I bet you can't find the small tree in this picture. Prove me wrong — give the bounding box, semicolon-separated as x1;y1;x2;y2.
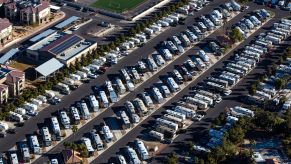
274;78;284;90
230;28;243;43
166;152;177;164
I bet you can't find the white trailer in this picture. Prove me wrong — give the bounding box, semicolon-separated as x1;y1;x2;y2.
99;91;109;108
191;57;206;70
120;111;131;129
207;77;229;88
166;77;180;92
31;99;42;106
162;114;184;128
197;50;209;63
41;127;52;147
15;108;26;115
219;74;237;85
126;81;135;92
116;77;126;94
185;97;208;110
156;118;179;131
51;117;61;136
125;146;141;164
60;111;70;129
133;98;148;117
76;71;87;79
147;57;158;71
165;110;186;121
24;103;37;112
70;74;81;81
227;63;248;74
77;102;91;120
149;130;164;141
174;105;196;118
230;106;254;117
194;94;214;106
152;87;164;104
81;137;94;156
140;92;154;108
29;135;40;154
88;95;99;112
124;101;140;123
102;125;113;143
134;139;149;160
0;122;9;131
105;80;118;103
70;106;80;124
9;111;23;122
197;90;222;103
120;69;131;82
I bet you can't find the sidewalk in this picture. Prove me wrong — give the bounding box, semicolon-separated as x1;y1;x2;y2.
0;12;66;53
132;0;172;21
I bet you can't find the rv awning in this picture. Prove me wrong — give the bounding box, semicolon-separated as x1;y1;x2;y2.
35;58;64;77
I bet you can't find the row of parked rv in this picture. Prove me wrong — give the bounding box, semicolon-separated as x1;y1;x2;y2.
114;139;149;164
249;58;291;105
204;19;290;96
178;0;210;14
206;106;254;149
234;9;270;38
184;19;291;112
2;90;62;125
254;0;291;11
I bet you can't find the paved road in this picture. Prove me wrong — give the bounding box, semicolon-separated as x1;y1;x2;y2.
33;2;291;163
0;0;235;153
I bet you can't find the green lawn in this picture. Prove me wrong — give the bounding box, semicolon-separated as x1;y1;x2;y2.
91;0;146;13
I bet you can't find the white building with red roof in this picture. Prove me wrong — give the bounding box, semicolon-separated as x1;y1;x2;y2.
0;18;12;45
4;0;50;25
0;65;25;103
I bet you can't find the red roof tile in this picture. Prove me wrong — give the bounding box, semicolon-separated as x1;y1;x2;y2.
20;0;50;14
0;18;12;31
1;65;24;83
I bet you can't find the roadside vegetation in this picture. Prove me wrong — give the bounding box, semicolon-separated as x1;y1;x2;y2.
166;108;291;164
249;47;291;97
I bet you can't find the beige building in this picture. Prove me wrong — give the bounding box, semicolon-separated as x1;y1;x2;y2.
0;18;12;45
0;66;25;103
4;0;50;25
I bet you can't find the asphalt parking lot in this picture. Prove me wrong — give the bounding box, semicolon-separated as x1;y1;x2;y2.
31;3;290;164
0;0;289;163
